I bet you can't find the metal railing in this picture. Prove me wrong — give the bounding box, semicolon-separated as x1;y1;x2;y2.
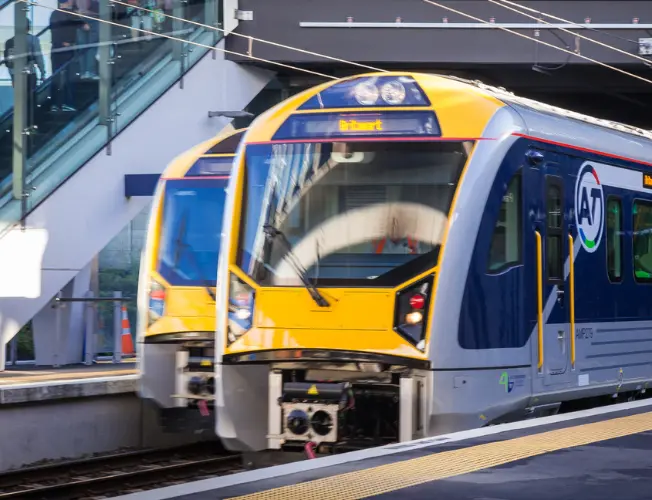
5;290;136;367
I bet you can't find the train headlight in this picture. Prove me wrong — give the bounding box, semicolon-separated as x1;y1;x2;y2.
187;376;203;395
405;311;423;325
286;409;310;435
353;81;379;106
147;279;166;326
394;275;434;351
380;81;406;105
227;273;255;345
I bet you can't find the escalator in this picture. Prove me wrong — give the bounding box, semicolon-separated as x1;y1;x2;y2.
0;0;274;364
0;0;202;196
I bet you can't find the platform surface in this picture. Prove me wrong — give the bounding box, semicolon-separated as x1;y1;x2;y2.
116;398;652;500
0;361;138;386
0;362;138;404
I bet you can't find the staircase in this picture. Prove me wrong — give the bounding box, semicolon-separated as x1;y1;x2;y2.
0;0;274;366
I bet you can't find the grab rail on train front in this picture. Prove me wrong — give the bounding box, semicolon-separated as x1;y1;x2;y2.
535;230;544;373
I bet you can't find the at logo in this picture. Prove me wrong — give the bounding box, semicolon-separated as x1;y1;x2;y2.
574;163;604;253
499;372;514;393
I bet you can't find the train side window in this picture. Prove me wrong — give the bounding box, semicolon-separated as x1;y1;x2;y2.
487;173;522;273
546;177;563;282
633;199;652;282
606;196;622;282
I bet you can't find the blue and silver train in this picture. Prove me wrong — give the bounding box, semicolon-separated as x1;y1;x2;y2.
208;73;652;451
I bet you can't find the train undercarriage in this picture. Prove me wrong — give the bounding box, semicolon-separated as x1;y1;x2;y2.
266;362;429;453
166;343;652;457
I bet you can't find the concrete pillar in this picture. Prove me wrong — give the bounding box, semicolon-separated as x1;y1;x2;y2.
89;255;100;298
66;262;92;364
113;291;123;363
33;288;68;366
32;260;92;366
0;337;5;371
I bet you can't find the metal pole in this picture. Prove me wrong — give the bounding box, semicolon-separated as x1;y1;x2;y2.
205;0;218;45
172;0;183;61
99;0;113;153
9;337;17;365
172;0;187;87
84;291;95;365
53;292;63;367
12;2;28;220
113;291;122;363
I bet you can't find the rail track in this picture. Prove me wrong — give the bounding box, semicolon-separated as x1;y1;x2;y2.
0;443;244;499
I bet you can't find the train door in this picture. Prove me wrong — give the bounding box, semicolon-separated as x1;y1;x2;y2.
525;149;573;387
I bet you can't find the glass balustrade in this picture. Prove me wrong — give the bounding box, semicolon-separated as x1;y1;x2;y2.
0;0;223;235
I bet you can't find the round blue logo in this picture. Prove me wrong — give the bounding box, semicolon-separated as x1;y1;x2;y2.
574;163;604;253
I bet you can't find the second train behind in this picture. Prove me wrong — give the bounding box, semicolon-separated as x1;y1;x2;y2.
137;126;245;432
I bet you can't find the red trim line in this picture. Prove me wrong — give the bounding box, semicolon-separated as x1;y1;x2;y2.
160;175;230;180
247;137;494;146
513;133;652;168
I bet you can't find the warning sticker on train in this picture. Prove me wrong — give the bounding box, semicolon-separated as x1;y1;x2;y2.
575;162;605;253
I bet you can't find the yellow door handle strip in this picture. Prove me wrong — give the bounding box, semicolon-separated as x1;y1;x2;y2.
535;230;544;371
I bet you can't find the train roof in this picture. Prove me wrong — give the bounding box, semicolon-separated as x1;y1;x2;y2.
439;74;652;142
161;126;246;179
441;74;652;166
245;72;652;166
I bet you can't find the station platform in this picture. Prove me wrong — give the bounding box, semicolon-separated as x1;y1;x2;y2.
117;398;652;500
0;362;138;404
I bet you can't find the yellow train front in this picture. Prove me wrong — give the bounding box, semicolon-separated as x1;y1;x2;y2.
137;126;245;433
214;73;501;453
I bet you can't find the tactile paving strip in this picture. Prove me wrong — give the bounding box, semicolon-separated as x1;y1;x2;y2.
228;411;652;499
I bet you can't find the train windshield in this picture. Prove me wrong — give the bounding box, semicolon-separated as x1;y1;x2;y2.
239;141;471;287
158;178;228;286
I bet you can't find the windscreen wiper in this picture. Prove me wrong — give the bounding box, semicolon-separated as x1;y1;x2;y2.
262;224;329;307
173;211;216;302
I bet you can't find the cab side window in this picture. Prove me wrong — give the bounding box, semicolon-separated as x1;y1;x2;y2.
487;173;522;272
633;199;652;282
606;196;622;282
545;178;563;281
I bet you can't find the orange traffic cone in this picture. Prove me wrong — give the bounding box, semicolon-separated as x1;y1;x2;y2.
120;305;135;356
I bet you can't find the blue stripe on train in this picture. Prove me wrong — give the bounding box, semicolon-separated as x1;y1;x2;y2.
458;136;652;350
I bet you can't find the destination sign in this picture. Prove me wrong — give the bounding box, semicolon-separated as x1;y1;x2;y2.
272;111;441;141
185;157;233;177
644;172;652;189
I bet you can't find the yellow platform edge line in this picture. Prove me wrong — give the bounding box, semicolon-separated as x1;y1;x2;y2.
228;411;652;500
0;369;138;384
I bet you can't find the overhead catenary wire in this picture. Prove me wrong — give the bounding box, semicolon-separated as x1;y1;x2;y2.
14;0;338;80
11;0;652;118
55;0;652;89
421;0;652;86
108;0;388;74
496;0;639;45
22;0;652;88
492;0;638;45
490;0;652;68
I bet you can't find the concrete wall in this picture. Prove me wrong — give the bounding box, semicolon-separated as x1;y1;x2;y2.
0;394;209;471
226;0;652;68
